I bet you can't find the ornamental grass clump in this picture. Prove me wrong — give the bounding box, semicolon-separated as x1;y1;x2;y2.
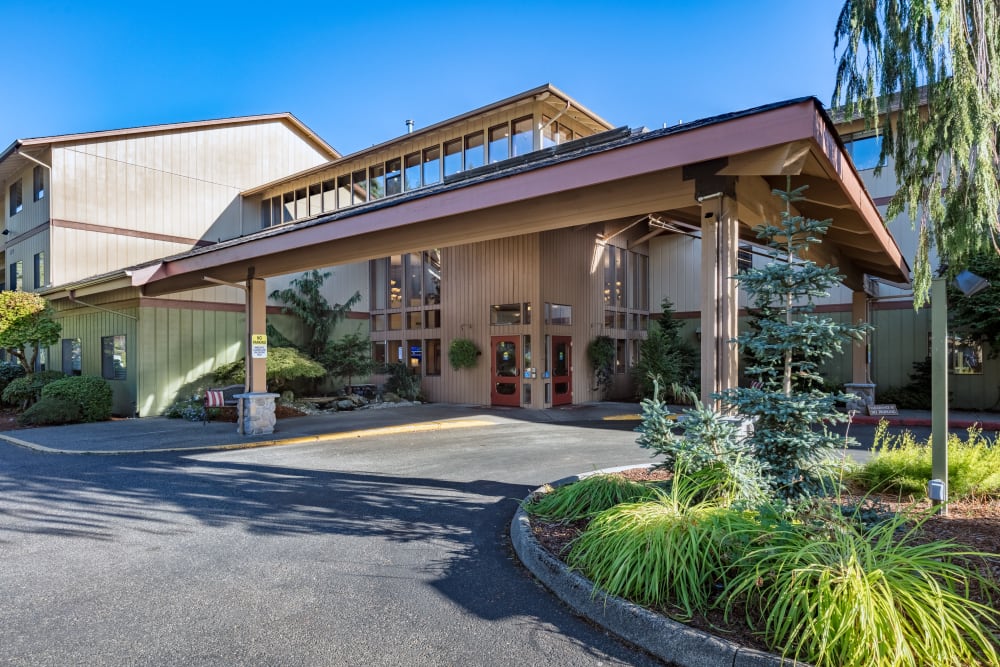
566;473;759;620
723;508;1000;667
524;473;661;522
854;421;1000;499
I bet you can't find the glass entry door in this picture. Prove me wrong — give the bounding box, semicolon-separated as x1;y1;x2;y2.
551;336;572;405
491;336;520;407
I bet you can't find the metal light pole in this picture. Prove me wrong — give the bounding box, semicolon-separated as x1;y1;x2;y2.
930;269;990;514
930;275;949;513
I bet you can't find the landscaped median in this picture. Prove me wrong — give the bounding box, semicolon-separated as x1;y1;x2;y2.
510;466;799;667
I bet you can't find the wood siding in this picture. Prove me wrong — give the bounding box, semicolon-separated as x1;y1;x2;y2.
54;303;139;417
48;119;330;285
137;305;245;416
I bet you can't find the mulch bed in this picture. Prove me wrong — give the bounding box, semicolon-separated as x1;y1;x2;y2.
529;467;1000;657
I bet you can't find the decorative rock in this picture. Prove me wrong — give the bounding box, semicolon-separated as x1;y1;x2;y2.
337;399;355;411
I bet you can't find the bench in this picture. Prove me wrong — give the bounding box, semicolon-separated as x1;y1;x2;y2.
203;385;244;424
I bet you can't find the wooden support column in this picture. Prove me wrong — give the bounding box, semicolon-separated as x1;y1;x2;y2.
246;276;267;393
851;290;869;384
699;195;740;408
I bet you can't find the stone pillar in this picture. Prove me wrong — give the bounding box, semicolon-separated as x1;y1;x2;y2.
236;392;280;436
699;195;739;408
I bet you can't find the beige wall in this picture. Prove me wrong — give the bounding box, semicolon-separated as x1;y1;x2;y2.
48;119;331;285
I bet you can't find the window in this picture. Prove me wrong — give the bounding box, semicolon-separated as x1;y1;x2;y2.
260;199;271;228
603;246;625;307
337;175;352;208
541;116;556;148
423;146;441;185
845;133;885;170
488;123;510;163
271;197;281;227
33;166;45;201
282;192;294;222
425;339;441;376
369;164;385;200
949;335;984;374
372;340;387;365
464;132;485;171
33;252;44;288
389;254;403;308
101;335;126;381
443;138;462;177
308;183;321;215
546;303;572;325
404;153;421;191
321;179;337;212
294;188;307;218
352;169;368;204
422;249;441;305
9;260;22;291
616;339;627;374
62;338;82;376
408;341;422;372
9;179;22;216
491;303;526;325
405;253;422;306
512;116;533;156
738;245;753;273
385;158;402;196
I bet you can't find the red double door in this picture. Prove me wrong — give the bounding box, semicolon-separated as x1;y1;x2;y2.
490;335;572;407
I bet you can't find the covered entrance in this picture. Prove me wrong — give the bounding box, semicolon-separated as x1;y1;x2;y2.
550;336;572;406
491;335;520;407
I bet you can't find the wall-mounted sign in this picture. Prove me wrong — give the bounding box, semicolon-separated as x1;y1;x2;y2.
251;334;268;359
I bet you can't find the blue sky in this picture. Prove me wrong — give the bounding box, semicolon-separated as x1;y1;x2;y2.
6;1;845;156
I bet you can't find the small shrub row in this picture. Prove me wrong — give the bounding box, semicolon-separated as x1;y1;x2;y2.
527;470;1000;667
6;374;113;425
851;421;1000;498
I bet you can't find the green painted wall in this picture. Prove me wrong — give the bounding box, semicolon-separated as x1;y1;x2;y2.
53;306;139;417
137;307;245;417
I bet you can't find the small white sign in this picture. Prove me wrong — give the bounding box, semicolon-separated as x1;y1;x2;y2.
251;344;268;359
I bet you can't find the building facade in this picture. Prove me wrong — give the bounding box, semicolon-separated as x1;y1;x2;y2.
2;85;926;416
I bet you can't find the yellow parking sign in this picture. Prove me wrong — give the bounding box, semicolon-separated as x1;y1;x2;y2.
251;334;268;359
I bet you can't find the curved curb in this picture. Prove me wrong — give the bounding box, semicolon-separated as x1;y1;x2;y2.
0;418;496;456
510;466;802;667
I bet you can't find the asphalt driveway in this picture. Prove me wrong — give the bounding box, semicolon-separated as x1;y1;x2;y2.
0;413;665;666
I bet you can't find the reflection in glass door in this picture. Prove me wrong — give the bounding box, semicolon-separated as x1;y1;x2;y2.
491;336;520;407
551;336;572;405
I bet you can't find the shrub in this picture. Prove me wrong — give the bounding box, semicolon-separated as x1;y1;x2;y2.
164;396;220;422
18;396;81;425
212;347;325;392
723;508;1000;667
0;362;26;394
852;421;1000;499
41;376;113;422
587;336;615;398
636;382;767;505
383;361;420;401
634;299;698;401
524;473;662;522
567;476;758;620
1;371;66;407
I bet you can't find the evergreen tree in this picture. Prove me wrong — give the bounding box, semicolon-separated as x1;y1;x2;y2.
834;0;1000;305
721;183;868;500
634;298;698;400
